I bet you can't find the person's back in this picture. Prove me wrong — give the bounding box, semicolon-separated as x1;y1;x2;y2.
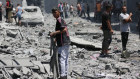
96;2;101;12
59;4;63;12
81;3;85;11
77;3;81;11
102;11;111;30
17;6;22;15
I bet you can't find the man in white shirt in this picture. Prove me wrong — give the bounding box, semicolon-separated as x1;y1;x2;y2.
119;6;132;51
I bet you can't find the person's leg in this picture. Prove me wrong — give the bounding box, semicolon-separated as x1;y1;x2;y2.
64;45;70;76
58;45;69;77
124;32;129;50
6;10;8;22
139;27;140;39
83;11;86;17
121;32;126;50
102;30;111;55
18;15;22;26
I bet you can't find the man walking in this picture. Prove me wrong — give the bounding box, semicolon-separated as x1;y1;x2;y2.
50;8;71;79
119;6;132;51
100;4;113;57
80;2;86;18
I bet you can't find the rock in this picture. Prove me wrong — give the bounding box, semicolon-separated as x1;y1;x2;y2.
32;61;45;73
105;74;121;79
70;36;102;49
6;30;18;38
105;64;112;70
13;68;22;76
22;67;31;75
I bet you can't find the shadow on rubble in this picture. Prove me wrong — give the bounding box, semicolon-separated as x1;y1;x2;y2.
71;42;101;51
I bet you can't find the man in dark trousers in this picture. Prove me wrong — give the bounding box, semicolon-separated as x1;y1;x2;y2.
50;8;71;79
119;6;132;51
100;4;113;57
86;3;90;19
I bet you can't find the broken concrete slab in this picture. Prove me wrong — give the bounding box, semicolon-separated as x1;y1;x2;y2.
6;30;18;38
43;64;51;76
22;67;31;75
13;68;22;76
70;36;102;50
15;59;34;67
32;61;45;73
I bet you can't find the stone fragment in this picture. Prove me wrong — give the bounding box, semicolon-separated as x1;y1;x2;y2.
6;30;18;38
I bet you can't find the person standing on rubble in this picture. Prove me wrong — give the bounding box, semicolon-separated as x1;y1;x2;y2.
58;2;64;19
80;2;86;18
0;1;2;22
86;3;90;19
77;2;81;16
50;8;71;79
15;4;23;26
5;0;10;22
100;4;113;57
119;6;132;51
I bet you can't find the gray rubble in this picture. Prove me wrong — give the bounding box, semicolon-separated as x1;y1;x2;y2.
0;0;140;79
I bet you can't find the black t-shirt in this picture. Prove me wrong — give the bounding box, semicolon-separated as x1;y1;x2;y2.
55;18;71;47
0;7;2;12
102;11;111;30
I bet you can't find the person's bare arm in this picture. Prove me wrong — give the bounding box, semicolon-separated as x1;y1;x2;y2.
123;13;132;23
50;27;67;36
106;20;113;33
16;7;18;12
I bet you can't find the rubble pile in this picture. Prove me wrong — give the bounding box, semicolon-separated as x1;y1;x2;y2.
56;15;140;79
0;3;139;78
0;22;53;79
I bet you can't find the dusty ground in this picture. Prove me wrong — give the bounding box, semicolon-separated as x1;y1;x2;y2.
0;12;139;79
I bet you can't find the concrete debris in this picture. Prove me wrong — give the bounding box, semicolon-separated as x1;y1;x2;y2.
6;30;18;38
70;36;102;50
22;67;31;75
13;68;22;76
0;0;139;78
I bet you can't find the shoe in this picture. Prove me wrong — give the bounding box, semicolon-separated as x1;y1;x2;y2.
99;53;105;57
104;54;111;57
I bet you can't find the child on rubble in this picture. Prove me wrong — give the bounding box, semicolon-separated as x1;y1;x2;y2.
50;8;71;79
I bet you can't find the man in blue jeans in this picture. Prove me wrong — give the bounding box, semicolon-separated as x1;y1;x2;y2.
50;8;71;79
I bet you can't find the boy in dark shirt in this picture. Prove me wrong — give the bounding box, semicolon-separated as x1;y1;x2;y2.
100;4;113;57
50;8;70;79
